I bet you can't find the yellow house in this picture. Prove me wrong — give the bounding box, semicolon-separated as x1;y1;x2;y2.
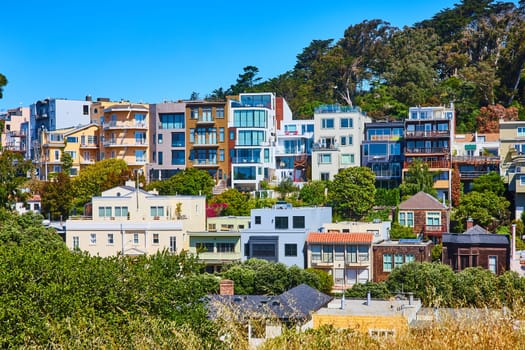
63;123;100;176
312;297;421;337
99;102;150;174
37;127;74;180
65;183;206;257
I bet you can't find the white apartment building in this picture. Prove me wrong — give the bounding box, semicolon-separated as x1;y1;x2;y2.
65;182;206;257
312;104;370;181
240;202;332;267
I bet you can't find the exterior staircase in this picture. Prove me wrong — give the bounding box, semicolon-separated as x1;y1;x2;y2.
212;180;228;195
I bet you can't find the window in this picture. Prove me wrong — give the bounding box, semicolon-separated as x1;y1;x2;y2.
238;130;265;146
233;109;267;128
383;254;393;272
321;118;334;129
73;236;79;250
217;242;235;253
153;233;159;244
98;206;112;217
158;151;163;165
150;206;165;217
189;128;195;143
518;127;525;137
322;245;333;263
341;154;354;165
229;130;235;140
394;254;404;268
54;150;60;160
107;233;114;245
488;256;497;273
399;212;414;227
197;242;214;252
405;254;415;263
90;233;97;245
171;150;185;165
311;245;321;261
171;132;185;147
358;246;369;262
275;216;289;229
66;136;78;143
219;128;225;142
520;175;525;186
334;268;345;285
133;233;139;245
169;236;177;252
233;166;256;180
255;216;261;224
426;212;441;226
252;243;276;258
335;245;345;261
284;244;297;257
347;245;357;263
115;206;128;217
293;216;305;229
340;118;353;128
83;105;89;115
320;172;330;181
216;107;224;118
190;108;199;119
135;150;146;163
264;148;270;163
158;134;163;144
65;150;77;159
319;153;332;164
219;149;225;161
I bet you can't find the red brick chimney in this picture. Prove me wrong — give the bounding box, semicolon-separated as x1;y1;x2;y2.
219;279;234;295
466;218;474;230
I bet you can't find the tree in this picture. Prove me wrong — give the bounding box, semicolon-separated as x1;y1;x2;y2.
41;172;73;220
71;159;129;210
0;73;6;99
374;188;400;206
453;191;510;230
60;152;73;176
0;151;33;209
208;188;251;216
453;267;500;307
328;167;376;220
189;91;200;100
276;178;298;200
230;66;262;95
345;281;391;299
389;222;417;239
451;164;461;207
472;171;505;196
299;181;328;206
476;104;518;133
148;168;215;197
399;159;437;198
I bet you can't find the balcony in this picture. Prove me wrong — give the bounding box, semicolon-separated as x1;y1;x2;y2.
103;121;147;130
423;224;447;236
452;156;500;164
405;130;450;138
79;143;98;149
458;171;495;180
404;160;451;169
193;159;219;167
103;140;148;148
312;144;339;151
404;147;449;155
192;142;219;148
368;134;402;141
195;116;215;125
231;157;261;164
80;159;96;165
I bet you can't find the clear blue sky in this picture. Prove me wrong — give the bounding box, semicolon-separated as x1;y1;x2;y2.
0;0;460;110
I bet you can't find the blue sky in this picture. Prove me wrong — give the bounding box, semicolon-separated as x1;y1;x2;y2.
0;0;460;110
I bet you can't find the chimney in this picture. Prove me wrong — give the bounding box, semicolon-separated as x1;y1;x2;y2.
219;279;234;295
85;95;92;101
466;218;474;230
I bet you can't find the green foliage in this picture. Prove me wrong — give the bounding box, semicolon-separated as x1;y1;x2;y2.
472;171;505;196
41;172;73;220
71;159;129;209
389;222;417;240
399;159;437;198
276;178;298;199
0;151;33;209
374;188;400;206
208;188;251;216
60;152;73;175
328;167;376;220
453;267;500;307
432;243;443;262
344;281;391;299
452;191;510;230
299;180;328;206
148;168;215;197
221;259;333;295
0;73;6;99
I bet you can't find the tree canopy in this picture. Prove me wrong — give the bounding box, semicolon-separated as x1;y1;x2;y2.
0;151;33;209
399;159;437;198
147;168;215;197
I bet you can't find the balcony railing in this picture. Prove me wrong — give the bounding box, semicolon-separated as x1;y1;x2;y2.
103;140;148;147
195;116;214;124
452;156;500;164
404;160;451;169
231;157;260;164
313;144;339;151
404;147;449;154
79;143;98;149
193;159;219;167
192;142;218;148
405;130;450;138
423;224;447;235
103;121;147;130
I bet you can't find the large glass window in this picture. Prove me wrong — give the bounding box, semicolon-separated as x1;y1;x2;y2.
252;243;276;257
340;118;353;128
150;206;165;217
219;128;225;142
335;245;345;261
217;242;235;253
399;212;414;227
347;245;357;263
405;254;415;263
322;245;333;263
171;150;185;165
364;144;388;156
321;118;334;129
358;246;369;262
383;254;393;272
171;132;185;147
238;130;265;146
275;216;289;229
233;166;256;180
311;245;321;261
293;216;305;228
518;127;525;137
233;110;267;128
160;113;184;129
115;206;128;217
216;107;224;118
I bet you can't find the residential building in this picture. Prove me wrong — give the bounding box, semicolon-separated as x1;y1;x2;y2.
228;93;292;191
186;100;229;184
372;239;434;282
312;104;370;181
306;232;374;289
321;220;391;243
187;216;250;273
36;126;75;179
452;132;499;192
1;107;29;154
208;282;332;348
241;202;332;267
397;191;449;243
500;120;525;218
65;183;206;257
442;221;510;274
404;105;455;201
148;101;187;181
313;296;421;337
15;195;41;215
99;102;150;174
362;120;404;188
29;97;92;160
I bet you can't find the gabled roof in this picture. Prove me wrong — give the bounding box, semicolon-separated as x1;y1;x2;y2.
442;225;509;246
207;284;332;322
306;232;374;244
464;224;490;235
398;191;446;210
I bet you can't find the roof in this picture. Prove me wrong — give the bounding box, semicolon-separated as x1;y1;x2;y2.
454;133;499;143
306;232;374;244
207;284;332;322
398;191;447;210
442;225;509;245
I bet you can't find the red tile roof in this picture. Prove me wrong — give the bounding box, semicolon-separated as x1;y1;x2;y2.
306;232;374;244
